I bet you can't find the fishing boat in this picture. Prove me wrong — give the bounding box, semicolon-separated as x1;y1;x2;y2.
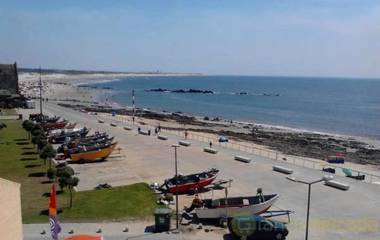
69;142;117;162
49;127;89;144
187;190;279;220
161;168;219;193
60;139;114;155
64;123;77;129
65;136;114;148
72;132;109;142
43;120;68;131
29;114;60;123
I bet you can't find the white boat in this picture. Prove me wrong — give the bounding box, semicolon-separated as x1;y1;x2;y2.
190;194;279;220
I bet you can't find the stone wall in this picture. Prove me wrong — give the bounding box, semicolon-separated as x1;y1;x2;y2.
0;63;19;94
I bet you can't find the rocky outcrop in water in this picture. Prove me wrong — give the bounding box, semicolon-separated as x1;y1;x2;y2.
145;88;214;94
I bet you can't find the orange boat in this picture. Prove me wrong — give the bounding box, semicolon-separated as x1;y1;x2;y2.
70;142;117;162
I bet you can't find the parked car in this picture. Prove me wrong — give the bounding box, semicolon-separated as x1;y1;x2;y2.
228;215;288;240
219;135;229;142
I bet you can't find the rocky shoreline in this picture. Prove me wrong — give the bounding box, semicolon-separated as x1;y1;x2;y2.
58;102;380;166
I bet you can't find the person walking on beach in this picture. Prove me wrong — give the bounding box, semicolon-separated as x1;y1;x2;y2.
185;130;188;140
209;141;213;148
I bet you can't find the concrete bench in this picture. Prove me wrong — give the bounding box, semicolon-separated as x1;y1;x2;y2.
204;147;218;154
273;165;293;174
123;126;133;131
157;135;168;140
98;119;104;123
325;180;350;191
139;130;150;135
110;123;117;127
234;155;251;163
178;140;191;146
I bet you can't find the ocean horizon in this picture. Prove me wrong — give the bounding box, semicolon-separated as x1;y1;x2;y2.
84;75;380;140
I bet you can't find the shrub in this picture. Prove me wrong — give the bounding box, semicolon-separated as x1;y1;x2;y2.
47;168;56;181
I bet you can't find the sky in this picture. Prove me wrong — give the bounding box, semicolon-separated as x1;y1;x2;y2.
1;0;380;78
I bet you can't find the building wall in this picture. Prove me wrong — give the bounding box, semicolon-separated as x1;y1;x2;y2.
0;63;19;94
0;178;23;240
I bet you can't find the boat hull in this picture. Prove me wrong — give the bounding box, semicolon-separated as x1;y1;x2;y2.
195;194;279;219
70;143;117;162
168;175;217;193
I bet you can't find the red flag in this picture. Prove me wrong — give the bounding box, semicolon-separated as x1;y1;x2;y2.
49;183;61;240
49;183;57;216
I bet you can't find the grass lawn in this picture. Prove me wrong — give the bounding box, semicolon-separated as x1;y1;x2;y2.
0;120;159;223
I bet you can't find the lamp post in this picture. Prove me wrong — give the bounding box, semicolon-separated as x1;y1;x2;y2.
172;144;180;230
132;89;135;125
286;175;333;240
39;66;43;116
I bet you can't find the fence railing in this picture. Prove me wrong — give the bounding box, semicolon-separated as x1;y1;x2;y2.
97;112;380;184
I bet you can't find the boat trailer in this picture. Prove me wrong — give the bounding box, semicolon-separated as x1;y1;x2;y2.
261;209;294;223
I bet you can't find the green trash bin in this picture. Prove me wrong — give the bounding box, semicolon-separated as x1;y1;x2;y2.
154;208;172;232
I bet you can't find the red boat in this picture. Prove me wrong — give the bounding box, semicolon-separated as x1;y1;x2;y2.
161;168;219;194
43;120;68;131
65;123;77;129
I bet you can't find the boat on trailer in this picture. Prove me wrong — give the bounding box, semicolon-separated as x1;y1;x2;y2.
161;168;219;194
186;189;279;220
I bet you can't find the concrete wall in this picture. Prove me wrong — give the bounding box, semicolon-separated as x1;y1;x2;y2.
0;178;23;240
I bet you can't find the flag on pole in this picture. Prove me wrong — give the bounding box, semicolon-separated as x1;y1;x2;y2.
49;183;61;240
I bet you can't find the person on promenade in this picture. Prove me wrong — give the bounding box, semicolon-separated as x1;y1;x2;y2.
185;130;188;139
209;141;213;148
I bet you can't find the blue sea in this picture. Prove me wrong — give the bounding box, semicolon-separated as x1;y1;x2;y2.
87;75;380;140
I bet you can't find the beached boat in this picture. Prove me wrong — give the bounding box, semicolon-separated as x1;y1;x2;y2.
43;120;68;131
326;155;345;164
161;168;219;193
64;123;77;129
188;193;279;220
29;114;60;123
61;138;115;154
49;127;89;144
69;142;117;162
58;137;114;154
62;132;108;143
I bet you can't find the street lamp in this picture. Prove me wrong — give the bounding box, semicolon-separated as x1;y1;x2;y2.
171;144;180;230
286;175;334;240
